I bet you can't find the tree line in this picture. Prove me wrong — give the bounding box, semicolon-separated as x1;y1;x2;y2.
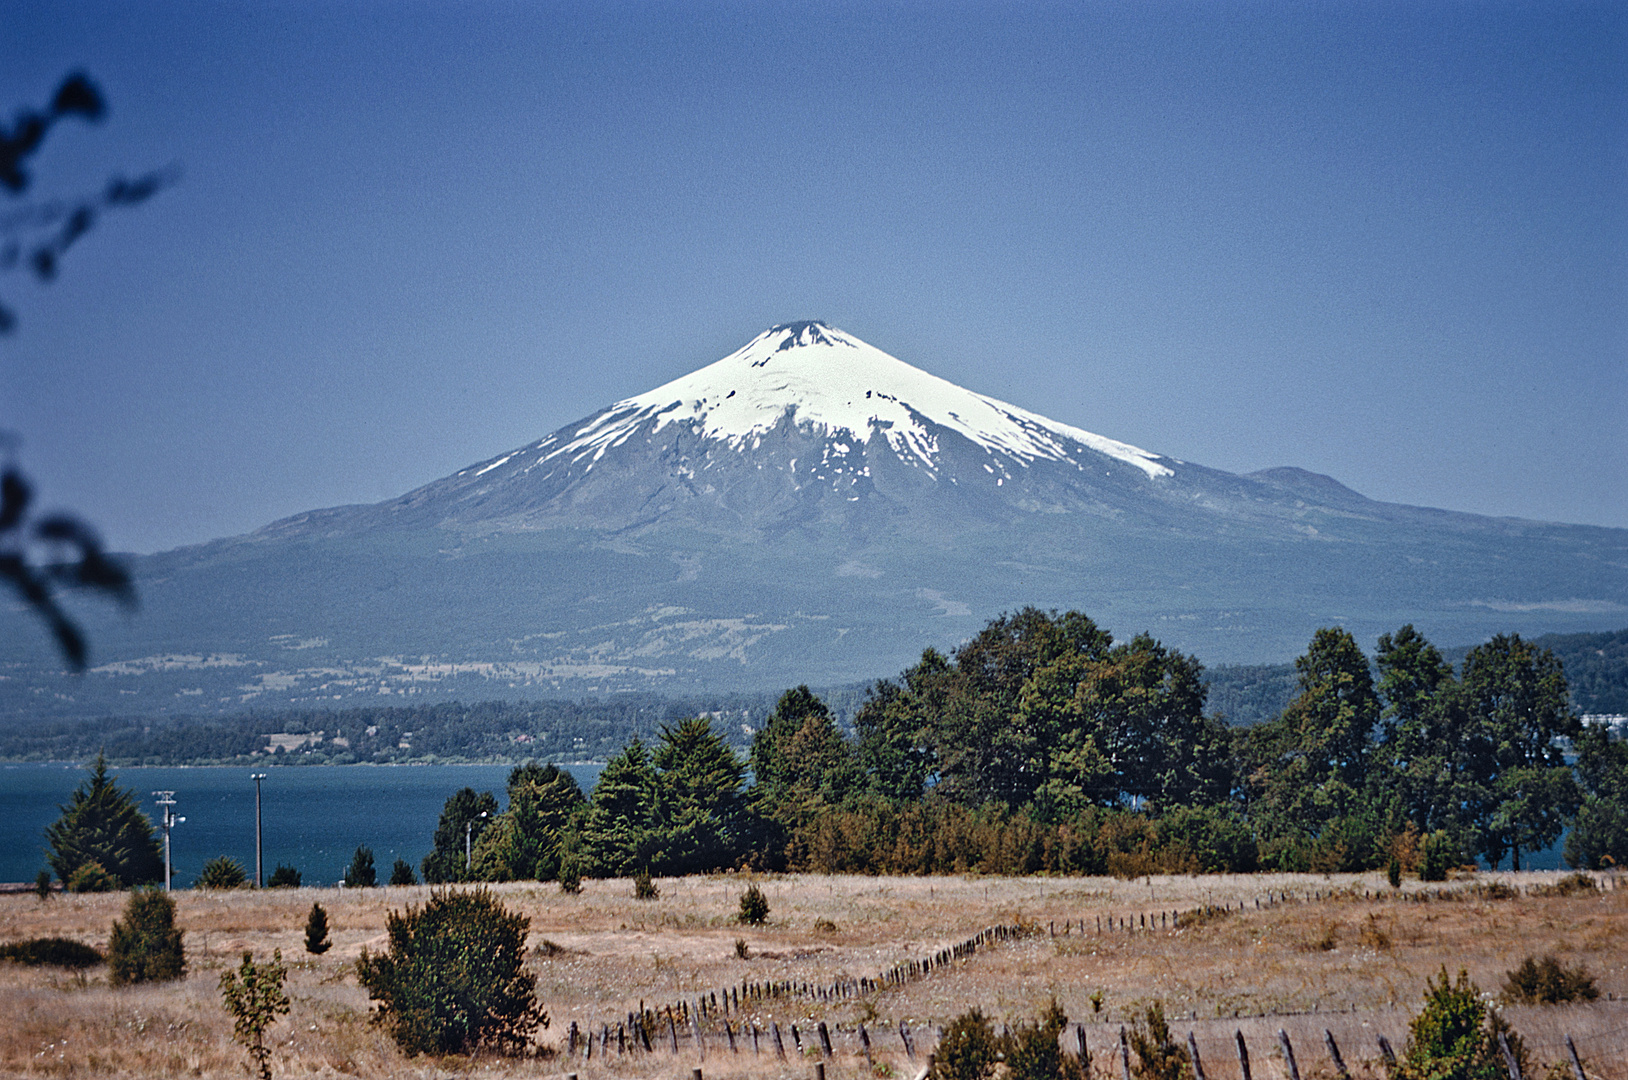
420;608;1626;884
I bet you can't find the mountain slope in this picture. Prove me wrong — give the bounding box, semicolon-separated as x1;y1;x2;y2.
4;322;1625;717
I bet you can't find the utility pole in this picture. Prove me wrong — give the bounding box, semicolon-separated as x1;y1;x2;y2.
152;791;182;891
250;772;268;888
466;810;489;872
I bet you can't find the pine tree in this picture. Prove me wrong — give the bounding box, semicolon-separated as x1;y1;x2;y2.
304;902;331;954
345;846;377;888
45;753;163;888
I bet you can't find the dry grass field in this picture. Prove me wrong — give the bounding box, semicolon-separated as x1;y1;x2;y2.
0;870;1622;1079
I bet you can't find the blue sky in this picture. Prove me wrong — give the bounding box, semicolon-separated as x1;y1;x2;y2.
1;1;1622;553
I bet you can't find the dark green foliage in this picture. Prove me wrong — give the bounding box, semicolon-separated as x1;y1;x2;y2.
388;858;416;886
45;754;163;888
471;762;586;882
751;687;862;837
1156;804;1258;873
1500;954;1598;1005
737;881;769;925
580;740;661;876
421;787;500;883
345;846;376;888
1398;968;1528;1080
107;888;185;985
219;949;290;1080
34;869;51;900
356;887;546;1056
1388;851;1403;888
66;859;117;892
1126;1002;1190;1080
1420;830;1457;881
0;936;102;968
1458;634;1581;869
1004;998;1085;1080
304;902;331;955
1531;872;1597;897
198;855;249;889
927;1007;1001;1080
1565;723;1628;869
633;868;659;899
558;860;581;894
267;863;301;888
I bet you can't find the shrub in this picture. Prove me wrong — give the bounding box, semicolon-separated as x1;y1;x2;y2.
928;1007;1000;1080
737;881;770;924
1500;954;1599;1005
35;869;52;900
199;855;249;889
1398;968;1528;1080
734;937;750;959
633;867;659;899
388;858;417;886
1126;1002;1189;1080
1420;830;1457;882
356;887;546;1056
0;937;103;968
1387;852;1403;889
1531;872;1596;898
66;859;117;893
219;950;290;1080
1005;998;1084;1080
267;863;301;888
304;902;332;955
345;845;377;887
558;859;582;895
108;889;185;985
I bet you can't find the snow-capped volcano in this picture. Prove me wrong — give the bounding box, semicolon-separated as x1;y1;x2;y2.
531;321;1172;481
406;321;1187;535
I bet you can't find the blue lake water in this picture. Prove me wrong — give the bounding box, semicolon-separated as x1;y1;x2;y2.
0;761;602;887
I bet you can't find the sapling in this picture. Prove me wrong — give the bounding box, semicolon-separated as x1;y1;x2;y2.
220;949;290;1080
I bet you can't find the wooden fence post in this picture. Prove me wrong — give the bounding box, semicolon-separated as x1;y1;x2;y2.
773;1022;787;1060
901;1020;916;1059
1277;1030;1301;1080
1118;1026;1133;1080
668;1012;679;1054
1497;1032;1523;1080
860;1023;874;1071
1187;1032;1207;1080
1565;1035;1586;1080
1324;1030;1350;1080
1076;1024;1089;1074
1235;1031;1252;1080
818;1021;834;1058
1376;1035;1396;1069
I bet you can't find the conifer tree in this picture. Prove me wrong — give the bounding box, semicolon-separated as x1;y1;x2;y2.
304;902;331;955
45;753;163;888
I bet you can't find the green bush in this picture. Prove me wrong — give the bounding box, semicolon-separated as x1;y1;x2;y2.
1500;954;1598;1005
558;859;582;895
345;846;377;888
1004;998;1085;1080
1398;968;1529;1080
219;950;290;1080
0;936;103;968
928;1007;1000;1080
737;881;769;924
1127;1002;1189;1080
267;863;301;888
35;869;52;900
1419;830;1457;882
356;887;546;1056
388;858;416;886
198;855;249;889
108;889;185;986
66;859;118;893
633;868;659;900
304;902;332;955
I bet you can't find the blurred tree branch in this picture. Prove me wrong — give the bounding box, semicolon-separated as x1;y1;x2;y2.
1;72;166;668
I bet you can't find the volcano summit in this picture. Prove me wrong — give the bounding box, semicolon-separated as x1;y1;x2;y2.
10;323;1627;715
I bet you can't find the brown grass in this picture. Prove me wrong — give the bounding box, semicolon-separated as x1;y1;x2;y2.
0;870;1622;1078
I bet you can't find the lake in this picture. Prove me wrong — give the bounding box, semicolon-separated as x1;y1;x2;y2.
0;761;602;887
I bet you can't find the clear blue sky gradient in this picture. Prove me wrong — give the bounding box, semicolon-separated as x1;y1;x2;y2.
1;1;1622;553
